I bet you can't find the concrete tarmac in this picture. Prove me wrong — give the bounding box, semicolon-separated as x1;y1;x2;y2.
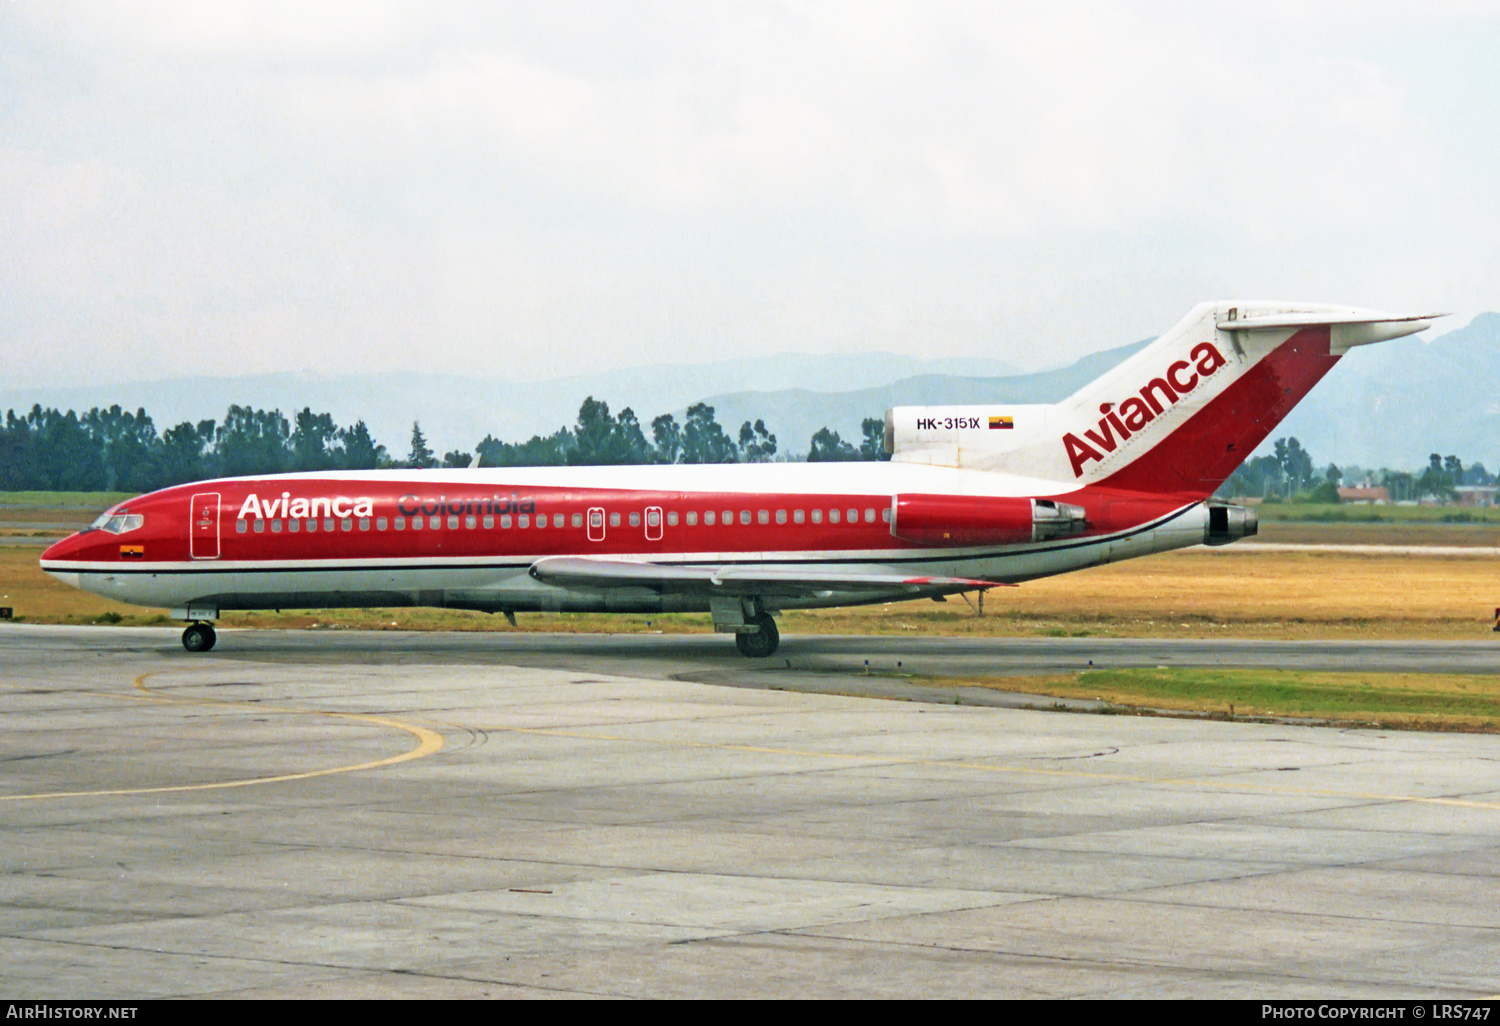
2;624;1498;998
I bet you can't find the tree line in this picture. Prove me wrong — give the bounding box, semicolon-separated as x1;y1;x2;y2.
0;399;890;493
0;405;386;493
1218;437;1494;503
7;399;1485;504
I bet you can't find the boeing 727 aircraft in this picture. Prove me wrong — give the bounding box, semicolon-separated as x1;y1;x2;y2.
40;301;1436;656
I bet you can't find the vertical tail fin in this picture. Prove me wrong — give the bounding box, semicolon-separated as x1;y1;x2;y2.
888;301;1438;497
1062;302;1437;495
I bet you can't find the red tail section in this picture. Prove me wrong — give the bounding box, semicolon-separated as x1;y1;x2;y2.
1099;327;1340;497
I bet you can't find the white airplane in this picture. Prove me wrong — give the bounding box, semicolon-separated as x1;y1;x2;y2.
41;301;1437;655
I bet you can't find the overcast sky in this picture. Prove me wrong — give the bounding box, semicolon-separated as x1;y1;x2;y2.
3;1;1497;390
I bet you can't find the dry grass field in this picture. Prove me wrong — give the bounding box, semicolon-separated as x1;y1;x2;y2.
5;490;1498;639
6;542;1497;641
8;493;1498;730
5;490;1499;638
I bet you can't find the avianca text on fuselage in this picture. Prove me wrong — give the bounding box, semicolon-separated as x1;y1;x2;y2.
1061;341;1228;477
235;492;541;521
238;492;376;520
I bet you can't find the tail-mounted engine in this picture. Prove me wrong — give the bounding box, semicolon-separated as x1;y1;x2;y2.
1204;502;1258;546
891;493;1087;547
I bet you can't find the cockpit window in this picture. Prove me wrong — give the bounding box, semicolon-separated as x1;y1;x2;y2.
87;506;123;531
92;512;145;534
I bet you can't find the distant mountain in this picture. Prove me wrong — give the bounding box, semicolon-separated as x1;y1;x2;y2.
3;316;1494;470
693;338;1153;455
0;350;1020;458
1268;312;1500;471
722;317;1500;467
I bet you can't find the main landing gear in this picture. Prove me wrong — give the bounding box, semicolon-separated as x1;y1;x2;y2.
734;613;779;658
181;622;217;653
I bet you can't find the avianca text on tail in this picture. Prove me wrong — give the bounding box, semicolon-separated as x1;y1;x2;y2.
1061;340;1228;477
39;300;1439;658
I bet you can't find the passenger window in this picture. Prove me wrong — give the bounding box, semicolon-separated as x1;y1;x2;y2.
271;520;282;533
394;517;405;531
572;513;583;528
686;511;698;526
447;515;459;530
376;517;387;531
794;509;805;524
554;514;564;528
324;518;335;532
811;509;823;524
704;511;715;526
757;510;769;525
307;519;318;532
519;515;530;528
740;510;751;525
775;510;786;524
290;519;300;532
483;515;493;529
864;508;875;523
667;511;678;526
829;509;840;524
723;510;733;525
236;520;247;534
610;512;621;527
465;515;476;529
429;515;440;530
360;517;371;531
630;512;641;527
254;520;265;533
413;517;424;531
847;508;858;523
501;515;512;528
342;518;353;531
881;507;892;523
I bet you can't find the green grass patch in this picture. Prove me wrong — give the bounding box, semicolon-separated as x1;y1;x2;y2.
0;491;133;509
1254;502;1500;525
922;667;1500;731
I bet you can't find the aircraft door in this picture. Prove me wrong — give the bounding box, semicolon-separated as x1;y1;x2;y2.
189;492;221;559
587;507;606;542
645;506;663;542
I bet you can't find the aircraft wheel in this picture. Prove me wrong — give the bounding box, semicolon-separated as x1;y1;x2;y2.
734;614;779;658
182;623;216;653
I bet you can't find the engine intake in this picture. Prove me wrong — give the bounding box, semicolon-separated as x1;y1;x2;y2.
1205;503;1258;546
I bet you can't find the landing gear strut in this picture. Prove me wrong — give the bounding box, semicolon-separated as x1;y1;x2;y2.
181;622;217;653
734;613;779;658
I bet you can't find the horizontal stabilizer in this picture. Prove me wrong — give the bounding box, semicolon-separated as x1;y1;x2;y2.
529;555;1008;597
1218;306;1444;353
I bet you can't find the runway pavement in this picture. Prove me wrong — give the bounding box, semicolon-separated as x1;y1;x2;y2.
1;623;1498;998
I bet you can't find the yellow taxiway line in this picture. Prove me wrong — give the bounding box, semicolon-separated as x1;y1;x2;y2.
0;672;444;802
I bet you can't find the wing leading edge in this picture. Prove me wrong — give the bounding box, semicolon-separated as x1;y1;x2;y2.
528;555;1008;598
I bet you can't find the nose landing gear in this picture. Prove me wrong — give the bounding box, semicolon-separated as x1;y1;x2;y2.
181;622;217;652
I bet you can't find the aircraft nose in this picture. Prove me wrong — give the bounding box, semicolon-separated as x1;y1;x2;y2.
39;532;90;590
41;532;87;564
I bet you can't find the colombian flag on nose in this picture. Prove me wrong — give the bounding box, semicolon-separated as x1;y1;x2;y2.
988;416;1013;430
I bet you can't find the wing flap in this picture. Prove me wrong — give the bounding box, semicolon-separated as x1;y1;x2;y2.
528;556;1007;597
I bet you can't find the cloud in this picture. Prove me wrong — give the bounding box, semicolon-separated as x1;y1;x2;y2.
2;1;1495;390
216;2;1438;237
